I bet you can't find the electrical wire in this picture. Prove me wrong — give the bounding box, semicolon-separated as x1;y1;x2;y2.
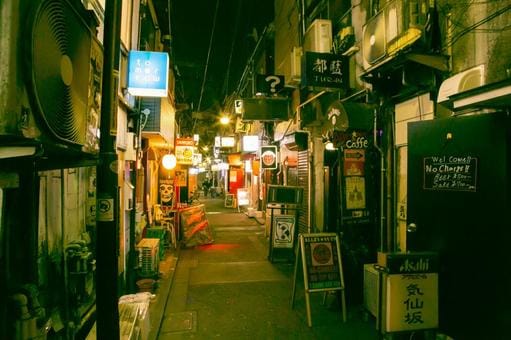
195;0;220;132
222;0;242;100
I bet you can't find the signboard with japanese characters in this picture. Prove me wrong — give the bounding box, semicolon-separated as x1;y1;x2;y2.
385;273;439;332
301;52;348;90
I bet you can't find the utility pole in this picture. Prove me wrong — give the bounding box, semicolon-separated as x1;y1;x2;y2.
96;0;122;338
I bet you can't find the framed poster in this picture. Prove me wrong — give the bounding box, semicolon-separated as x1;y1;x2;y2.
272;215;296;248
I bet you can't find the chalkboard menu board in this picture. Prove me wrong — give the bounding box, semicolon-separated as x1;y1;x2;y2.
423;156;477;192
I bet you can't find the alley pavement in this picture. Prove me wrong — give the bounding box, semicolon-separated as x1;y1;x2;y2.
150;196;380;339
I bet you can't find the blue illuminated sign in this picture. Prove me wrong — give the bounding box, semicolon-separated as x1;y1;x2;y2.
127;51;169;97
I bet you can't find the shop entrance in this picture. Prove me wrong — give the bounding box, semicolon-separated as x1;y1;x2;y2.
406;112;510;339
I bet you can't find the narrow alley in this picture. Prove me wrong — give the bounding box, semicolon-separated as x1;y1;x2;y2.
153;197;379;339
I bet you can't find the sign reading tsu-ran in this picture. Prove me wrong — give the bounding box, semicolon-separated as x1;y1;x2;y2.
302;52;348;90
127;50;169;97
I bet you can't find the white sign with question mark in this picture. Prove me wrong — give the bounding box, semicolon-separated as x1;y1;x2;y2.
265;75;282;93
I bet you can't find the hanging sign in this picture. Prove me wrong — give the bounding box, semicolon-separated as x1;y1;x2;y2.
260;145;278;170
291;233;347;327
301;52;348;90
127;50;169;97
256;74;285;95
175;138;195;165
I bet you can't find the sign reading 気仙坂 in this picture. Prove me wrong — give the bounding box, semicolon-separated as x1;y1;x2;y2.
385;273;438;332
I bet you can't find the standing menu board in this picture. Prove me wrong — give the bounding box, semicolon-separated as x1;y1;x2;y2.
291;233;346;327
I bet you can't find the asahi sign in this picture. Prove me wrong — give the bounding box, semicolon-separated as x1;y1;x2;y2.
381;252;438;274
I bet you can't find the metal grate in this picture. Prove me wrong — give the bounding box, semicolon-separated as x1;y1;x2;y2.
297;150;310;234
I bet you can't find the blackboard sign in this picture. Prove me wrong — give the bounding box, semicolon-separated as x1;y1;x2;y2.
224;193;234;208
291;233;346;327
423;156;477;192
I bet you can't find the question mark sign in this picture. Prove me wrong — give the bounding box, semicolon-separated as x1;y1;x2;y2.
265;75;281;94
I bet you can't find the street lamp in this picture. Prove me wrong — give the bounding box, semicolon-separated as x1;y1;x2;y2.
219;115;230;125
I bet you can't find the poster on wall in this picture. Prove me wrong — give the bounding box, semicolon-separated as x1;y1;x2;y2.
272;215;296;248
344;149;365;176
175;170;187;187
345;176;366;209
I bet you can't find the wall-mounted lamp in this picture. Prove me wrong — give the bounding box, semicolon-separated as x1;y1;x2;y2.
219;115;230;125
324;141;337;151
162;153;177;170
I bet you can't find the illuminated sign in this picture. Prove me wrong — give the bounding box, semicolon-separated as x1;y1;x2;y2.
127;51;169;97
175;138;195;165
260;145;278;170
221;136;235;148
242;135;259;152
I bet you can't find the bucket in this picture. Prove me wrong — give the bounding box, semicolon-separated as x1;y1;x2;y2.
136;279;155;293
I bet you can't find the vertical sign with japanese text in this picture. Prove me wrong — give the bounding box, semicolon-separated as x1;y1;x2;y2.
386;273;438;332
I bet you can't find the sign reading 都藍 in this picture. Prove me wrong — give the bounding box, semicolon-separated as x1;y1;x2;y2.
423;156;477;192
301;52;348;90
127;51;169;97
260;145;278;170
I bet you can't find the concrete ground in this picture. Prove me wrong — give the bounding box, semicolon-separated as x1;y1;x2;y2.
150;196;380;340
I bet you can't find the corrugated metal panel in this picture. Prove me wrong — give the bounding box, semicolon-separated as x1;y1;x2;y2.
297;150;309;234
141;97;161;132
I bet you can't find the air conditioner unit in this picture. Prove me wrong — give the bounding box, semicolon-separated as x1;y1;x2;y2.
0;0;103;156
303;19;332;53
437;65;486;107
288;46;303;86
362;0;432;70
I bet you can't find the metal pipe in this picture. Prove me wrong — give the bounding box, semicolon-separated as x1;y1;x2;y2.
373;107;386;252
96;0;122;337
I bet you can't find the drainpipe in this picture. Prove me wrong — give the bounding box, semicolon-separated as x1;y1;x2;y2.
373;107;386;252
96;0;122;338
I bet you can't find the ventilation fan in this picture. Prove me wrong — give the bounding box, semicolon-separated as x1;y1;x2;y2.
27;0;99;149
362;10;386;67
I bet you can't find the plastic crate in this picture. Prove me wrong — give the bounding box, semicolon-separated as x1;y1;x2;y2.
145;226;166;259
136;238;160;277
